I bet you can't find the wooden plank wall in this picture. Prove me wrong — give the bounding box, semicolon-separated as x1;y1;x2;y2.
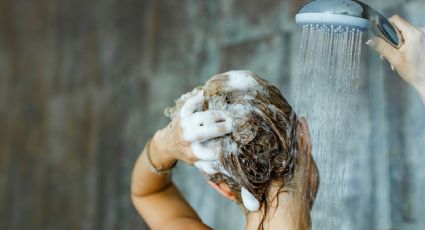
0;0;424;229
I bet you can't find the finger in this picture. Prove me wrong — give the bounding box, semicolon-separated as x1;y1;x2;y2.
366;37;401;66
300;117;309;134
180;111;234;142
308;159;320;209
296;118;314;173
184;122;233;142
187;110;233;126
191;142;219;160
301;120;313;157
389;15;416;37
299;118;310;155
179;90;204;118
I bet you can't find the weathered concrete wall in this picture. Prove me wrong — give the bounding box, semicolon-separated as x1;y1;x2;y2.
1;0;424;229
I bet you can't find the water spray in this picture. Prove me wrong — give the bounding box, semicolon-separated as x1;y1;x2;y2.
292;1;399;228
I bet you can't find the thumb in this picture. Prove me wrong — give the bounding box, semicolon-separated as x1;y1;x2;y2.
367;37;401;66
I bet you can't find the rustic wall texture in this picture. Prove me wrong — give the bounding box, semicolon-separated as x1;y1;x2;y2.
1;0;425;229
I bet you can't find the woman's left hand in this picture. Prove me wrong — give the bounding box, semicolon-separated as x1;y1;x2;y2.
149;91;234;168
367;15;425;101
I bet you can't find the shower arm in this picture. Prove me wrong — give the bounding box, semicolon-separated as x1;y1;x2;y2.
351;0;403;48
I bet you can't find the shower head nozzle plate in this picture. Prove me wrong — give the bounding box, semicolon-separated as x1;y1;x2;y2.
296;13;371;30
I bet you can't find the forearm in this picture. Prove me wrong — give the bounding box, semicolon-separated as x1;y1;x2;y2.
131;136;204;228
131;131;178;196
249;184;312;230
130;140;172;226
130;150;171;198
419;91;425;105
413;83;425;104
280;195;311;230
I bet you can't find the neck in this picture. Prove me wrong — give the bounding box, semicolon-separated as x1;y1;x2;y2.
245;182;311;230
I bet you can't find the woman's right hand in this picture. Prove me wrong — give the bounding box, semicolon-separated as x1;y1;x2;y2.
149;91;234;168
367;15;425;102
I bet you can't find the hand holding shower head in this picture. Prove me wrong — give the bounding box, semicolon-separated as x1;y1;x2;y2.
295;0;403;48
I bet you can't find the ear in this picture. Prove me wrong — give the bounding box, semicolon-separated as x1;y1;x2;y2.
207;181;236;201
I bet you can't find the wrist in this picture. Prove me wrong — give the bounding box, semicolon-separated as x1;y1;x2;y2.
272;183;310;209
150;132;177;169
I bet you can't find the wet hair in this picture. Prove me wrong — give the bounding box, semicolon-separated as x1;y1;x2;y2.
166;71;301;228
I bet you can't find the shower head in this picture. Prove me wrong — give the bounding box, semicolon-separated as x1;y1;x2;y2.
295;0;403;48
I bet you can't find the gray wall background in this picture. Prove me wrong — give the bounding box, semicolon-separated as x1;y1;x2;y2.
1;0;425;229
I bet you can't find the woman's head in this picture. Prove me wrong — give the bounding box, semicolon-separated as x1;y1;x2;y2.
165;70;317;215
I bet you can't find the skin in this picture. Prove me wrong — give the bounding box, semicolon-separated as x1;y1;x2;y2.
367;15;425;104
131;116;318;230
131;118;210;230
244;119;319;230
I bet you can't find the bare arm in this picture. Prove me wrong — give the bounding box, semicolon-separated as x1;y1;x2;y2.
277;118;319;230
131;130;210;229
286;118;319;230
131;91;234;229
245;118;319;230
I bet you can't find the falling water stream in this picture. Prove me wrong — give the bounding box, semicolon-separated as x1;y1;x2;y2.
292;25;364;229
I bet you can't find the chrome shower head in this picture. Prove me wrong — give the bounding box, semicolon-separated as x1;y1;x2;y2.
295;0;403;48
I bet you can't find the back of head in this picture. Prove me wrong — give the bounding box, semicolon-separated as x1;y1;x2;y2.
165;70;299;212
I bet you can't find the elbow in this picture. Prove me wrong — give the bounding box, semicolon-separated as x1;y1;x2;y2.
131;188;147;215
130;191;140;207
130;179;145;207
130;182;145;202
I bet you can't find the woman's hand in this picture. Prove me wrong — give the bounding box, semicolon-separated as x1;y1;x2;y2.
292;118;320;209
131;91;231;230
149;91;234;169
271;118;319;229
149;118;193;168
367;15;425;102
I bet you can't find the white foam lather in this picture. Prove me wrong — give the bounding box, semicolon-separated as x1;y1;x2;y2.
241;187;260;212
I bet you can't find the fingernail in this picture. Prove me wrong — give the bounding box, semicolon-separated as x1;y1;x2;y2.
391;65;395;71
380;55;385;61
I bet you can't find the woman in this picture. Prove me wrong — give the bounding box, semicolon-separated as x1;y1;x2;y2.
131;15;425;230
131;71;319;230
